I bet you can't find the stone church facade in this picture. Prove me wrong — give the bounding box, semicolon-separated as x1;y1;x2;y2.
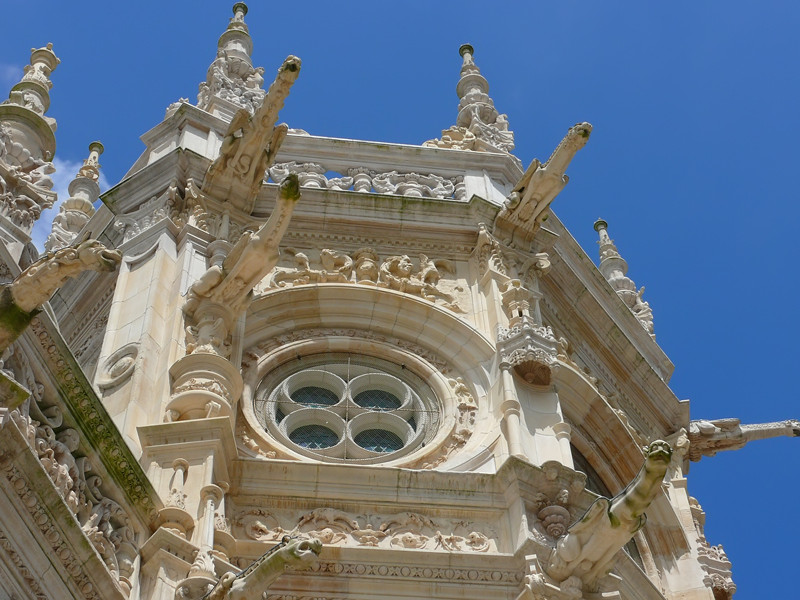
0;4;795;600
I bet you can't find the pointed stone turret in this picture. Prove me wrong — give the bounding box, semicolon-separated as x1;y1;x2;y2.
425;44;514;153
594;218;654;337
196;2;267;120
0;43;60;262
44;141;104;252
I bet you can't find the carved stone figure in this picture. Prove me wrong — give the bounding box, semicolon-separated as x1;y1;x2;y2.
546;440;673;591
0;239;121;352
687;418;800;461
202;55;301;214
378;254;464;312
183;175;301;356
498;122;591;238
204;537;322;600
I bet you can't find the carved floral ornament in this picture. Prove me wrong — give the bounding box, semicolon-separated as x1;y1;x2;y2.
0;338;142;596
233;507;496;554
240;329;481;469
267;162;466;200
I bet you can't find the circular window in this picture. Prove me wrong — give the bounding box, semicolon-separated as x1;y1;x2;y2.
254;357;439;463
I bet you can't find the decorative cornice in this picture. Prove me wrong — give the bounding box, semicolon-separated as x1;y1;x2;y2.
28;316;161;522
307;560;523;584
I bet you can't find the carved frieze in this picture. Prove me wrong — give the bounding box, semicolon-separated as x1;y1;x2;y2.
264;248;467;314
232;506;497;554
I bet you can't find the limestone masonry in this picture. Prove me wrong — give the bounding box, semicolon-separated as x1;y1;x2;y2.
0;4;796;600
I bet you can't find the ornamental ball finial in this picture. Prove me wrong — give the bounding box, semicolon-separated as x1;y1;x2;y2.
459;43;474;58
233;2;248;17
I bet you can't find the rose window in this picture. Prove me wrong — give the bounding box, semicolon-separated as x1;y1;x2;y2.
255;359;439;463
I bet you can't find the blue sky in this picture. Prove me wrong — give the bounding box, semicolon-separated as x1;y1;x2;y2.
3;1;798;596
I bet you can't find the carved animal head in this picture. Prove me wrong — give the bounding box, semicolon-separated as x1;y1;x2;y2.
278;55;302;83
75;239;122;272
645;440;673;464
284;537;323;565
279;173;300;202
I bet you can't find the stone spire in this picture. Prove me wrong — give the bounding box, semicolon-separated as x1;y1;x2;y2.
594;219;654;337
424;44;514;153
196;2;267;120
0;43;60;262
44;142;104;252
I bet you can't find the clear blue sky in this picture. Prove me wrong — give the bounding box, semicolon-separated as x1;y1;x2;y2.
2;2;798;596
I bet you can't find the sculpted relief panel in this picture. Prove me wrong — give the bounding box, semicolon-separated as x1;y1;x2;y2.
259;247;468;314
232;506;496;556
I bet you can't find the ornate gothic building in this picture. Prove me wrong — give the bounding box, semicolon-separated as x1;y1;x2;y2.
0;4;796;600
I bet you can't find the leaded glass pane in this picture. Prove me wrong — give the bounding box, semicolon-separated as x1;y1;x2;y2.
290;425;339;449
291;386;339;406
354;429;404;452
353;389;401;410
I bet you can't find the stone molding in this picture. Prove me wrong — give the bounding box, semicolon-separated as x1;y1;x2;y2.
0;528;49;600
268;161;466;201
307;560;523;585
28;316;160;521
0;453;119;600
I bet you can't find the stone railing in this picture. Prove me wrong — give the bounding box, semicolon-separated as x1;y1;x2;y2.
267;133;522;205
266;161;466;200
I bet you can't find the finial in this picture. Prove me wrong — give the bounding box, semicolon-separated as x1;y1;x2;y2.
424;44;514;153
0;43;59;252
594;220;655;337
44;141;104;252
196;4;265;119
77;141;104;181
232;2;248;19
5;42;60;117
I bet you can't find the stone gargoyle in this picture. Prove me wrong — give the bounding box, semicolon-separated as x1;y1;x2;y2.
203;537;322;600
202;55;301;214
0;238;121;352
545;440;672;592
183;173;301;357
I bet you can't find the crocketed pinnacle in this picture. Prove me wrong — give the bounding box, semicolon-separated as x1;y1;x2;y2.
424;44;514;153
196;3;267;119
218;3;254;68
594;219;655;337
44;142;104;252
